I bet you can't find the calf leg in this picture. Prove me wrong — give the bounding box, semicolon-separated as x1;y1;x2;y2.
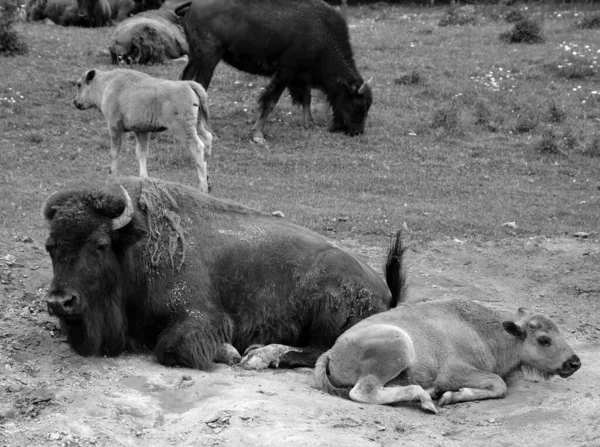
435;367;508;406
180;126;209;193
134;131;150;178
108;127;124;175
350;376;437;414
252;75;287;145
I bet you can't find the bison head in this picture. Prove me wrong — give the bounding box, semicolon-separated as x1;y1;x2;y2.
43;184;146;357
330;77;373;136
73;69;97;110
503;308;581;379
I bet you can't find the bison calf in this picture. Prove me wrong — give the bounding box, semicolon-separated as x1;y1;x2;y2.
315;234;581;413
73;68;212;192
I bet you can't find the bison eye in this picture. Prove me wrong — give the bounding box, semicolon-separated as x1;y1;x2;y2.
96;242;109;252
538;337;551;347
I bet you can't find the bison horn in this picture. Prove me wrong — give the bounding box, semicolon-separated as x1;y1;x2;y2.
357;77;373;95
41;191;58;220
111;185;134;230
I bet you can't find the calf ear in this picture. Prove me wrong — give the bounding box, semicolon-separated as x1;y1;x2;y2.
85;69;96;83
503;321;526;339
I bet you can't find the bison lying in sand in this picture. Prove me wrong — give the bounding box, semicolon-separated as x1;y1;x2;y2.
73;68;212;192
175;0;372;145
315;247;581;413
109;8;188;65
42;177;404;370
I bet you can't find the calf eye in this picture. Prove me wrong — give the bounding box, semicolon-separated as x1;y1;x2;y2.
538;337;551;347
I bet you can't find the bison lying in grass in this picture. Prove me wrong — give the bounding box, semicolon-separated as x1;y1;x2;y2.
42;177;405;370
315;234;581;413
73;68;212;192
109;8;188;65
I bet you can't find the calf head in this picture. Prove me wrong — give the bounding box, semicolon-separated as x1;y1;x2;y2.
73;69;97;110
503;308;581;379
43;185;146;357
330;77;373;136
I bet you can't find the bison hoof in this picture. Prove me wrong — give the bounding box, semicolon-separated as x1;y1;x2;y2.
421;400;439;414
240;344;302;370
251;135;268;146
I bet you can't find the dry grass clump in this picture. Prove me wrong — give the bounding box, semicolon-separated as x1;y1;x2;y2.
581;136;600;158
534;129;562;155
0;0;28;56
500;18;544;44
394;70;423;86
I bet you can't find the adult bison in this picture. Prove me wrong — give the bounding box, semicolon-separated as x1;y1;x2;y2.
315;296;581;413
108;8;188;65
43;177;404;370
174;0;373;145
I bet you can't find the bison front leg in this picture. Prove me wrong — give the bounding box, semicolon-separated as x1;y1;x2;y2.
134;131;150;178
436;368;508;406
252;76;287;145
288;80;314;128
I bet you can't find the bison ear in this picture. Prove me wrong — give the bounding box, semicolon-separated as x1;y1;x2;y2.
502;321;526;339
85;70;96;83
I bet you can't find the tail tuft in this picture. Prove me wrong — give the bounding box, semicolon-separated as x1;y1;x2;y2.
385;230;407;308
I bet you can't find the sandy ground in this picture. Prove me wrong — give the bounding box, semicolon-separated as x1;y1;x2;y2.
1;235;599;447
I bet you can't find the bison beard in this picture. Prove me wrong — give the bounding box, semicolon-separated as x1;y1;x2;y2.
43;178;400;370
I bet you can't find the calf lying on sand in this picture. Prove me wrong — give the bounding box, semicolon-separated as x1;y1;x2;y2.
73;68;212;192
315;236;581;413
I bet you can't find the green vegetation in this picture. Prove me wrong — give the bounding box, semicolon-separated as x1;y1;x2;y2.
0;0;28;56
2;3;600;249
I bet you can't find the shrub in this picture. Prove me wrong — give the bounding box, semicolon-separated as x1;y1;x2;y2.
0;0;28;56
431;105;459;132
504;9;525;24
499;19;544;44
438;5;476;27
581;136;600;158
534;129;562;155
576;12;600;30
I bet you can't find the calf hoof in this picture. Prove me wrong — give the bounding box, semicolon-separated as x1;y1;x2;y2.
240;344;302;370
421;401;439;414
438;391;454;407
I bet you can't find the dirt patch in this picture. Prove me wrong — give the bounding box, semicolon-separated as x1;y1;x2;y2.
1;236;599;446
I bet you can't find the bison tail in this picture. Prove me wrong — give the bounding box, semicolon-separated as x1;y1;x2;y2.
314;350;350;399
174;1;191;17
385;230;407;308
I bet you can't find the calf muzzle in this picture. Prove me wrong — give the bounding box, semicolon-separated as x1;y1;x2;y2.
47;290;83;320
558;354;581;378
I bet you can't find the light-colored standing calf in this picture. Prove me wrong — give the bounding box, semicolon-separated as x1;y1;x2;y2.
73;68;212;192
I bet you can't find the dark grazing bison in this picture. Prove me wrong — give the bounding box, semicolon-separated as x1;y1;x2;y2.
174;0;373;145
43;177;404;370
315;295;581;413
26;0;87;26
108;8;188;65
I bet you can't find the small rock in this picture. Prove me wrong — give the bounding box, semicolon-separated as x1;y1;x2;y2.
48;432;61;441
488;418;495;423
574;232;589;239
3;254;16;266
271;211;285;218
501;222;518;230
21;236;34;243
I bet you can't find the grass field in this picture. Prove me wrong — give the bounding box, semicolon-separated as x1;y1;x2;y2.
2;2;600;248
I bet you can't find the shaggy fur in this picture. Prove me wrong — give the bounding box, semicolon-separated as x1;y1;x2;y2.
175;0;372;144
43;177;404;370
315;298;581;413
73;68;212;192
109;8;188;64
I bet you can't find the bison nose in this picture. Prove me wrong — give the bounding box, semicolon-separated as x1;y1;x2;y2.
47;291;82;317
565;354;581;371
